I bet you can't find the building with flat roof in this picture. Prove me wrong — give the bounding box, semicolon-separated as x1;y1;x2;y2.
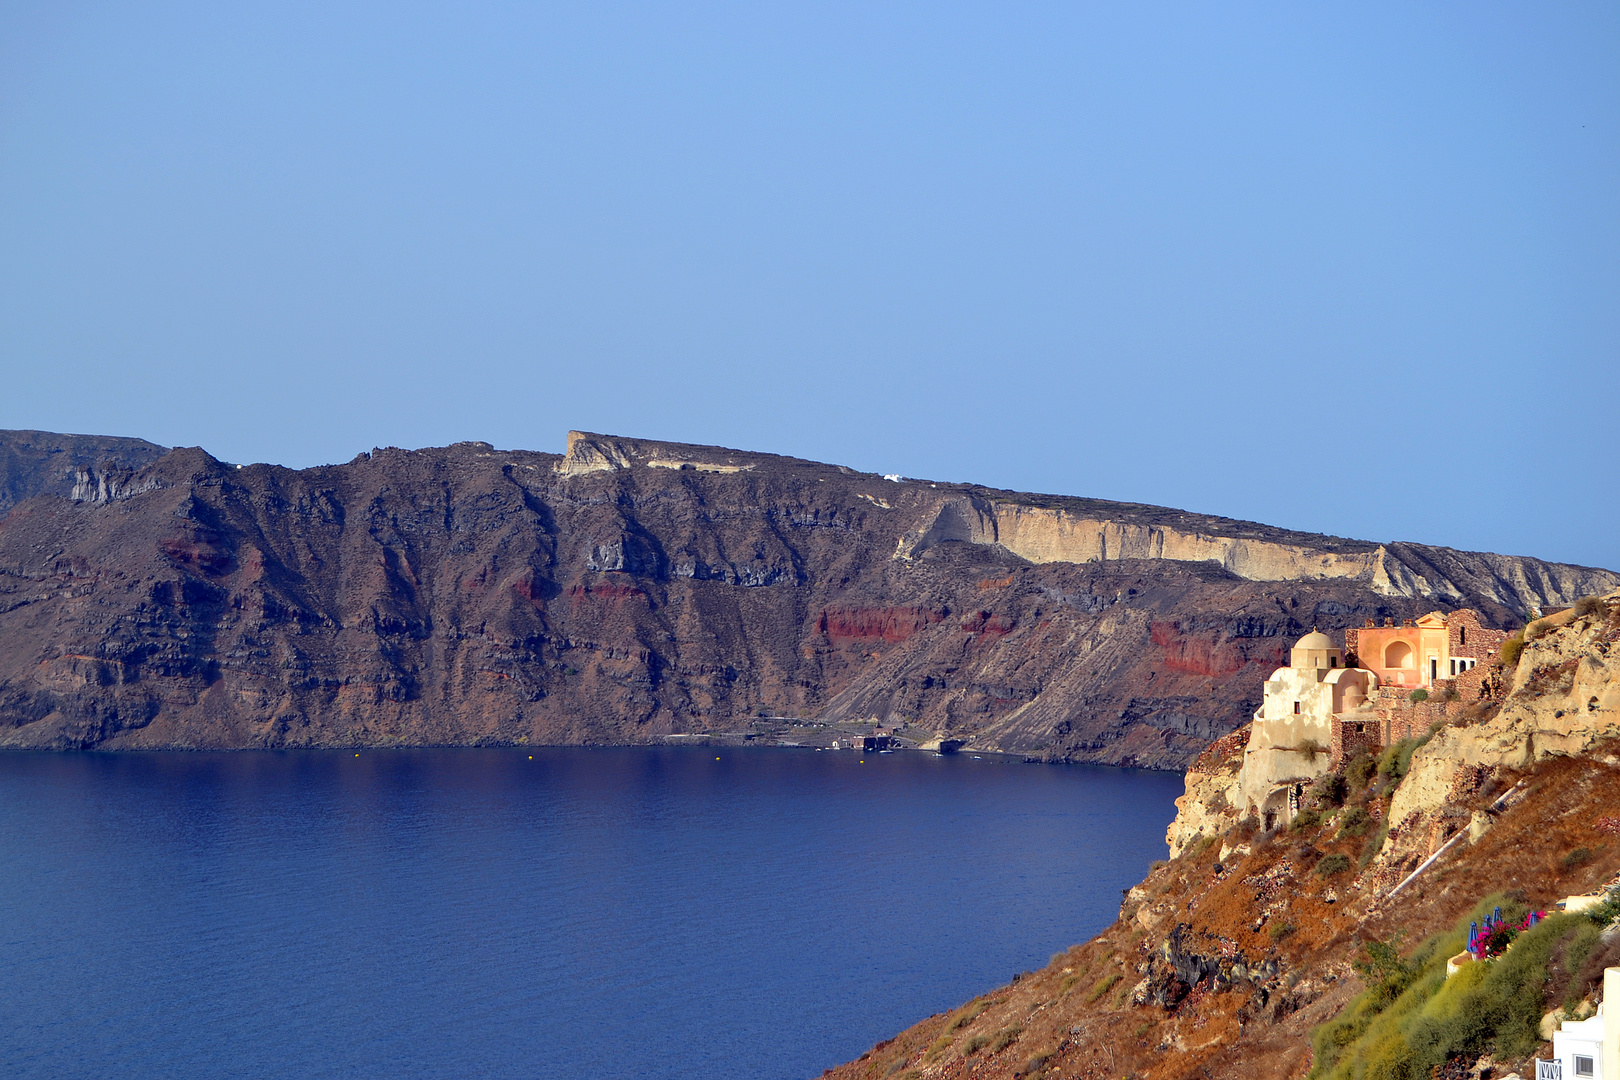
1344;610;1507;690
1236;611;1513;833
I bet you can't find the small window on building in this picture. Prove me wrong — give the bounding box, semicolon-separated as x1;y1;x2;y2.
1330;657;1337;668
1450;660;1457;676
1459;627;1467;646
1574;1055;1594;1077
1355;723;1364;733
1293;701;1301;715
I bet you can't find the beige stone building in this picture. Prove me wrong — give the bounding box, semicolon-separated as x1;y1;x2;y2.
1344;610;1506;690
1237;631;1380;829
1236;611;1512;830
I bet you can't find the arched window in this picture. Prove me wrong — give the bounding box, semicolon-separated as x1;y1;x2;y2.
1385;641;1414;669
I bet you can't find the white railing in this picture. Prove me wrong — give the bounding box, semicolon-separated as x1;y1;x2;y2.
1537;1058;1563;1080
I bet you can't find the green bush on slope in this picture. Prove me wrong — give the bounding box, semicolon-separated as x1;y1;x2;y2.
1311;897;1584;1080
1377;737;1428;786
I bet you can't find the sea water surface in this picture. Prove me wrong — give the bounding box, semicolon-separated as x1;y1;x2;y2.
0;746;1182;1079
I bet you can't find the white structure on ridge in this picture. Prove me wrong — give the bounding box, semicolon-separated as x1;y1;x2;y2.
1236;630;1379;830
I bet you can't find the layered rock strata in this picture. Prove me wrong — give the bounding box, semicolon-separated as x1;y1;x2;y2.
0;429;1612;762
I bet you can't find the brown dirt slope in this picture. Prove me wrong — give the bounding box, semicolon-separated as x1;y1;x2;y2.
820;593;1620;1080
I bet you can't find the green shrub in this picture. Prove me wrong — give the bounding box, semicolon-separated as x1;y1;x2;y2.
988;1025;1022;1054
1500;634;1525;666
1086;973;1122;1004
963;1034;990;1056
1574;595;1605;618
1562;920;1604;1012
1308;772;1348;808
1582;888;1620;927
1360;820;1390;868
1378;737;1428;785
1526;618;1555;641
1309;898;1582;1079
1561;846;1596;871
1346;752;1377;794
1409;688;1429;703
1291;809;1323;833
946;1001;987;1031
1317;854;1351;877
1354;938;1421;1005
1337;806;1371;840
1270;922;1297;943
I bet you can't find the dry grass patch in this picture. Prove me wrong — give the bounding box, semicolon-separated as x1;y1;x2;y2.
946;999;988;1031
1085;973;1121;1004
988;1024;1023;1054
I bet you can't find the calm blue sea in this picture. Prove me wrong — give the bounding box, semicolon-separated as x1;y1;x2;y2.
0;746;1181;1079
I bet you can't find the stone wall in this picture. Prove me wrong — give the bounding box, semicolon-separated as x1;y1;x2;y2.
1445;609;1509;663
1330;716;1381;766
1327;656;1511;766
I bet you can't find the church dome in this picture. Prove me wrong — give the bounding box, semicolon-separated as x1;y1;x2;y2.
1295;630;1333;651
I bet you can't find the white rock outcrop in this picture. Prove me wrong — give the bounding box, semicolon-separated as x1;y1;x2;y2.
894;497;1618;614
1389;590;1620;831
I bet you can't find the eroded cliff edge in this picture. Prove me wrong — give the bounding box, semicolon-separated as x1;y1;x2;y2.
821;591;1620;1080
0;429;1612;763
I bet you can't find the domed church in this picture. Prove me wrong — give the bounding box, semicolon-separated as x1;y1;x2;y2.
1236;630;1380;830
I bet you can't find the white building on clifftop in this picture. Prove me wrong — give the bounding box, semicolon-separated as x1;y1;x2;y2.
1237;630;1380;829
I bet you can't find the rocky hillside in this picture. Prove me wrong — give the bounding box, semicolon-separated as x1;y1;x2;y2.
821;590;1620;1080
0;429;1614;763
0;429;167;516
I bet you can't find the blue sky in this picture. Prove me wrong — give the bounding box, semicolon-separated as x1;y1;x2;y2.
2;2;1616;568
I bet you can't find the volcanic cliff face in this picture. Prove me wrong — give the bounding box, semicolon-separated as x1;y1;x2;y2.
0;429;1613;762
0;429;168;516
